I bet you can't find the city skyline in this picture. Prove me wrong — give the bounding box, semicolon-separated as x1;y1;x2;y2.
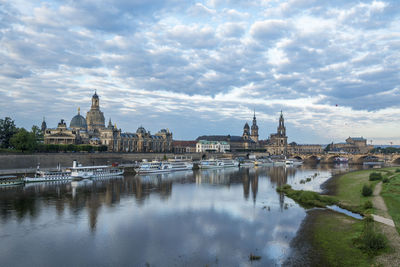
1;1;399;144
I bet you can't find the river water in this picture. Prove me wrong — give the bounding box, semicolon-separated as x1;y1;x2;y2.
0;165;353;266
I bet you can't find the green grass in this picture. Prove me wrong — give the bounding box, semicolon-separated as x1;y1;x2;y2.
381;173;400;234
312;212;372;266
277;185;337;208
335;169;388;213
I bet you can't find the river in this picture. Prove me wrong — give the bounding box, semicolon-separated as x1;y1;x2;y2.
0;164;357;266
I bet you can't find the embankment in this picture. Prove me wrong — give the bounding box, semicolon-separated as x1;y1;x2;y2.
0;152;203;170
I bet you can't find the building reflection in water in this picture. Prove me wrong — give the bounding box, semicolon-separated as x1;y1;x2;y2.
0;165;340;232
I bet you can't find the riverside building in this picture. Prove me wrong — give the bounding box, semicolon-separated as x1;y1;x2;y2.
43;91;173;152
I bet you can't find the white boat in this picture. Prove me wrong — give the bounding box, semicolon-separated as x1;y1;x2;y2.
285;159;303;166
24;170;72;183
135;160;193;174
24;161;123;183
240;160;255;167
70;161;124;179
273;160;286;166
199;159;239;169
254;158;274;166
0;175;24;186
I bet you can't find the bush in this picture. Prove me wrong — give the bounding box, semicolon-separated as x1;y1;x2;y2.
396;169;400;173
359;218;387;252
369;172;382;181
362;184;373;197
363;200;373;210
382;178;389;183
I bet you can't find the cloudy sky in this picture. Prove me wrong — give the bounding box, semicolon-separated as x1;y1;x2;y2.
1;0;399;144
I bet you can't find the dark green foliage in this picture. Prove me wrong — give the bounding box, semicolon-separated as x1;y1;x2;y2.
396;169;400;173
356;216;387;254
31;125;43;142
369;172;382;181
363;200;373;210
276;185;337;208
10;128;37;152
382;177;389;183
362;184;372;197
0;117;18;148
306;177;312;182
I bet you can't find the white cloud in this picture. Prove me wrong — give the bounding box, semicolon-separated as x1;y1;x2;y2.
1;0;400;144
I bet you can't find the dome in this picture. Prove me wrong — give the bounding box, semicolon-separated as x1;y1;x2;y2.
92;90;99;99
70;109;87;129
136;126;146;134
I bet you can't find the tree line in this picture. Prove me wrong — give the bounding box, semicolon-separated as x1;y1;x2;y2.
0;117;106;153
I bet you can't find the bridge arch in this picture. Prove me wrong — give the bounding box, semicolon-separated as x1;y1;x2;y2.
392;156;400;165
356;155;379;164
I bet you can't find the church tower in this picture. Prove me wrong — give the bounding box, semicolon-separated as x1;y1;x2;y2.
250;110;259;142
41;117;47;133
277;110;286;137
242;122;250;140
86;90;105;131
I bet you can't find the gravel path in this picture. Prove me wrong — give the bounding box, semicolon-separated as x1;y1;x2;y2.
372;180;400;266
373;182;390;216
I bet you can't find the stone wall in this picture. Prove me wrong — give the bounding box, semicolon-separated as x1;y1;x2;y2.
0;152;202;170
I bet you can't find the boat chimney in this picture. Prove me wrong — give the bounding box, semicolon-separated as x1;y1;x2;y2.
73;160;77;168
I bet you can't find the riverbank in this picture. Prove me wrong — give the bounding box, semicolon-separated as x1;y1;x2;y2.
0;152;203;171
287;167;400;266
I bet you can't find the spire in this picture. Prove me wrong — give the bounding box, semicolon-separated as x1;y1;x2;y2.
78;107;80;115
108;118;113;128
253;108;256;120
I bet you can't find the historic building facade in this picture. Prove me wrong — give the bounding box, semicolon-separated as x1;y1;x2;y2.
330;137;373;154
196;111;323;155
44;92;173;152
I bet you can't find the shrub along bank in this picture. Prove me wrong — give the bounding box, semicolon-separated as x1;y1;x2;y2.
278;168;395;266
381;171;400;234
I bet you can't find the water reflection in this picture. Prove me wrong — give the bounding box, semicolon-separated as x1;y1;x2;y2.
0;165;340;266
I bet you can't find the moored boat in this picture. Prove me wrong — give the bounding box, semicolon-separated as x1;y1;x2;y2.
24;161;124;183
135;160;193;174
199;159;239;169
70;160;124;179
254;158;274;166
0;175;24;186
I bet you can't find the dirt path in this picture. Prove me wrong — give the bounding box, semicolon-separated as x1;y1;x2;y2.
372;180;400;266
373;182;390;217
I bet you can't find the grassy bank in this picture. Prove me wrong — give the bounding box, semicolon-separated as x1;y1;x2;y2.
312;211;372;266
282;168;396;266
334;168;394;214
381;170;400;234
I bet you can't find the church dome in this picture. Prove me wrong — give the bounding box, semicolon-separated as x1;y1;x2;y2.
70;108;87;129
92;91;99;99
136;126;146;134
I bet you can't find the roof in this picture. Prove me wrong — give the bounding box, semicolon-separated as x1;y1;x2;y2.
349;137;366;141
196;135;230;142
173;140;197;147
70;114;87;129
197;140;229;145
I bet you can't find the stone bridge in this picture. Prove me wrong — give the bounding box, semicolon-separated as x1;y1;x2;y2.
289;153;400;165
231;152;400;165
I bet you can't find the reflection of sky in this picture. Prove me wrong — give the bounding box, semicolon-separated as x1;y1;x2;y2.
0;166;330;266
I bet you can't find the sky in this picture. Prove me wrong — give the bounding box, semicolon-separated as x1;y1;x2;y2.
0;0;399;144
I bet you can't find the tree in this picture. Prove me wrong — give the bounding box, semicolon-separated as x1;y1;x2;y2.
10;128;37;152
324;143;332;152
31;125;44;142
0;117;18;148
